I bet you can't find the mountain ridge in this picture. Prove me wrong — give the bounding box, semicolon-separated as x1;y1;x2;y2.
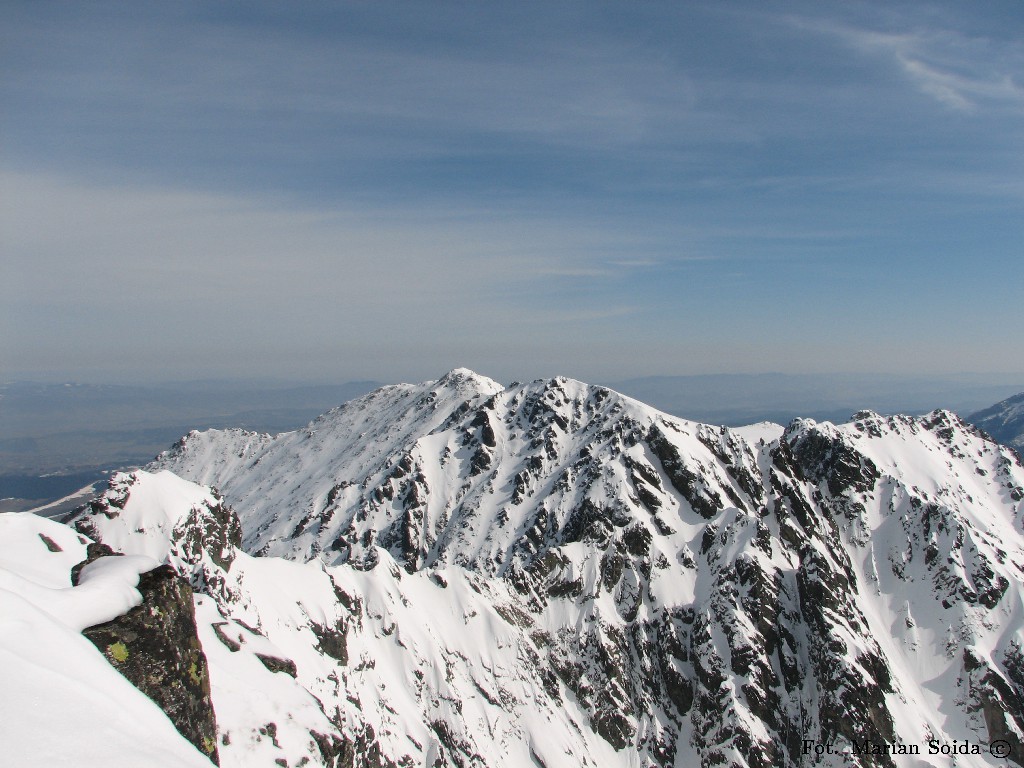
5;369;1024;766
137;369;1024;767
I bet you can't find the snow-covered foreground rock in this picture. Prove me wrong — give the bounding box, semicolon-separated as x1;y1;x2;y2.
0;512;214;768
5;369;1024;767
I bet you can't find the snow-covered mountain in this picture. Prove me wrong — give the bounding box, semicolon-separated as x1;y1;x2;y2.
148;369;1024;767
5;369;1024;767
970;392;1024;453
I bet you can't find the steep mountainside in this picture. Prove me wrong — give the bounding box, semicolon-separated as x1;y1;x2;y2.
135;369;1024;767
970;393;1024;452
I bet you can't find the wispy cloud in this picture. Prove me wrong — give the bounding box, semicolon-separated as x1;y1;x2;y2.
534;267;615;278
515;306;641;324
0;171;699;368
793;17;1024;113
607;259;661;268
898;57;1022;112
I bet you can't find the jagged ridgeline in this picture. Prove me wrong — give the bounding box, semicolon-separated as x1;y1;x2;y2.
72;370;1024;766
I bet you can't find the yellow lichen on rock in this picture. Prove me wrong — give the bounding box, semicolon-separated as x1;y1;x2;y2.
109;641;129;663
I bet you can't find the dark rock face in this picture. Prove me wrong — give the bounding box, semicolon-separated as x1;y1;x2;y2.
647;424;724;519
311;619;349;665
788;425;879;500
254;652;298;678
81;562;220;764
172;493;242;574
311;725;398;768
38;533;63;552
83;471;137;519
963;649;1024;766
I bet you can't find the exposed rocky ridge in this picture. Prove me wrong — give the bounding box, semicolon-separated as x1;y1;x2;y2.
75;470;243;601
75;370;1024;767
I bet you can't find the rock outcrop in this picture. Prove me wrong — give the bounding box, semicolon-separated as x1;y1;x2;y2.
80;563;220;763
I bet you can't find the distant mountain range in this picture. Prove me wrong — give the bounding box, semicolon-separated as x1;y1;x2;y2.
5;370;1024;767
969;392;1024;453
0;380;382;498
607;373;1024;427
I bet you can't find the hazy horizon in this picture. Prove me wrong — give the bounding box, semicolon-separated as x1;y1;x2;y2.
3;368;1023;390
3;371;1021;479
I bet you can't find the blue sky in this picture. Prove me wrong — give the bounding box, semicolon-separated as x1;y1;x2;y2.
2;0;1022;384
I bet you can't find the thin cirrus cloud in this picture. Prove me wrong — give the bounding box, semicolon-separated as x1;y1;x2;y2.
1;1;1022;383
899;57;1022;112
792;15;1024;113
0;171;571;305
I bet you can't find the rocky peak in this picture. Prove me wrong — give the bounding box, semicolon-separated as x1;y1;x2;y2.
435;367;504;394
73;470;243;601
